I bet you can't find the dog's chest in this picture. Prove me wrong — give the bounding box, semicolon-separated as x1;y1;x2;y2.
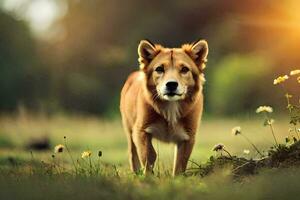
144;102;190;143
145;122;190;143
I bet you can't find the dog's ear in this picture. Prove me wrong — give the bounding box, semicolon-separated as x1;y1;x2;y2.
184;39;208;69
138;40;160;69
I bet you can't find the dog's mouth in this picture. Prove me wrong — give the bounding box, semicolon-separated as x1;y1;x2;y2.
157;86;186;101
163;92;183;97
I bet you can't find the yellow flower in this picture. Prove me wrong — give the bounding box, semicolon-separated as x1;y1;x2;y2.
54;144;65;153
273;75;289;85
232;126;241;136
81;151;92;158
290;69;300;76
256;106;273;113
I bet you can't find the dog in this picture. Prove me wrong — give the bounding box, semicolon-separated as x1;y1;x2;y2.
120;39;208;176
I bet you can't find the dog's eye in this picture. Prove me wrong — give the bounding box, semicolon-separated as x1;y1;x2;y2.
155;66;164;74
180;66;190;74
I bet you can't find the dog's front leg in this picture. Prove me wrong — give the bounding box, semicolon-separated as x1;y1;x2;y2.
173;137;195;176
132;128;156;175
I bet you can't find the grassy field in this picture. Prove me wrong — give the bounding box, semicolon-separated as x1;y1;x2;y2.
1;112;300;199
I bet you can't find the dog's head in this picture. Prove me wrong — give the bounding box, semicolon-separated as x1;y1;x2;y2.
138;39;208;101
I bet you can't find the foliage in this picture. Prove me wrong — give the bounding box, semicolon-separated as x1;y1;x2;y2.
208;54;275;115
0;10;49;111
1;1;300;115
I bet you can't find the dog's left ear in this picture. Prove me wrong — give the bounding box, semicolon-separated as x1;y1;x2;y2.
138;40;160;69
184;40;208;69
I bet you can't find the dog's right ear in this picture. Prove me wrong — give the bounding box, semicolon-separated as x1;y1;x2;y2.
138;40;159;69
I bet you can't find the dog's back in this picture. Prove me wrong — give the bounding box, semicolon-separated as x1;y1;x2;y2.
120;71;142;132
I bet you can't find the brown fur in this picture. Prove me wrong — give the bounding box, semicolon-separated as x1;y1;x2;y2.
120;39;208;176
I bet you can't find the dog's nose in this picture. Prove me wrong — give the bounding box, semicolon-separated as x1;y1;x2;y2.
166;81;178;91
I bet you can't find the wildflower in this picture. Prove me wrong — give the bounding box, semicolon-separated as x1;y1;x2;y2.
81;151;92;158
212;143;232;158
234;126;264;157
290;69;300;76
243;149;250;154
212;143;225;152
54;144;65;153
264;119;275;126
285;93;292;99
256;106;273;113
268;119;275;125
273;75;289;85
232;126;241;136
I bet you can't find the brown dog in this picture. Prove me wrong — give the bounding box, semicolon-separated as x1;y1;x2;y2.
120;39;208;176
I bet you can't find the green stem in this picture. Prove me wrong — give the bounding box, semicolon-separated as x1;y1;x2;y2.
241;134;264;157
269;123;279;147
51;156;61;174
223;149;233;159
285;93;299;139
64;137;78;174
265;113;279;147
30;151;34;175
88;156;92;175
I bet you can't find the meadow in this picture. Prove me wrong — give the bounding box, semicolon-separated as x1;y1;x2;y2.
1;111;300;200
2;1;300;199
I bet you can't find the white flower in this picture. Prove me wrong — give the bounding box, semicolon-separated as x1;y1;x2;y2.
232;126;241;136
243;149;250;154
212;143;225;151
256;106;273;113
267;119;275;125
54;144;65;153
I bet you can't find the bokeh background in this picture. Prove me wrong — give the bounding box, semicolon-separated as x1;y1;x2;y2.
1;0;299;117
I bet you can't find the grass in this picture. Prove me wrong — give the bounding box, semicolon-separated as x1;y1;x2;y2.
1;159;300;200
1;62;299;200
0;112;293;162
1;112;300;199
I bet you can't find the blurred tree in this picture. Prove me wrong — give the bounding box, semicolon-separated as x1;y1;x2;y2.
0;10;49;112
207;54;284;115
1;0;300;115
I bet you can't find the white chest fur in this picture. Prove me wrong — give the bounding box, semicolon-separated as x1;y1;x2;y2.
145;122;190;143
160;102;180;126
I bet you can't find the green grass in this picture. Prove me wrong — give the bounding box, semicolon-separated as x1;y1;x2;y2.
1;165;300;200
0;113;299;200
